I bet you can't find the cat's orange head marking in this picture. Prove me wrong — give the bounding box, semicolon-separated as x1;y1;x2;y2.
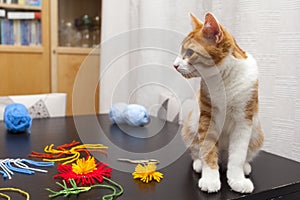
174;13;247;79
186;12;246;64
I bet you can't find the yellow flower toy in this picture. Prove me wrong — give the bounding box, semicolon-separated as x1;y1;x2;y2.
132;163;163;183
72;157;97;175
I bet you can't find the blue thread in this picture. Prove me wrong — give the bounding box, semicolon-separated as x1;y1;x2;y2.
22;159;54;167
0;162;13;179
0;170;8;179
5;161;34;175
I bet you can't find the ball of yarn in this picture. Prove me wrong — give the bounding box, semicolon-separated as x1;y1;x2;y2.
123;104;149;126
109;103;128;124
109;103;150;126
4;103;32;133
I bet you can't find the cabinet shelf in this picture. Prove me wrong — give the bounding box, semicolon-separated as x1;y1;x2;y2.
0;45;43;53
0;0;50;97
0;3;41;11
54;47;100;55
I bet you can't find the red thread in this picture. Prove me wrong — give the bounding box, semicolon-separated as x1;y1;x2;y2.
54;161;112;186
57;140;80;150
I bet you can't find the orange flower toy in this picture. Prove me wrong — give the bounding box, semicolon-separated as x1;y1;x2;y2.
54;157;112;185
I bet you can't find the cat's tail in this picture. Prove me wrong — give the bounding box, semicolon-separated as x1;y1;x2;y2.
182;111;199;160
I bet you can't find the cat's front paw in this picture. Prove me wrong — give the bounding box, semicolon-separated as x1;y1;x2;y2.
228;178;254;193
198;177;221;193
193;159;202;173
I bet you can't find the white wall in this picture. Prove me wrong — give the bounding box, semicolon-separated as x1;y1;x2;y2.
100;0;203;115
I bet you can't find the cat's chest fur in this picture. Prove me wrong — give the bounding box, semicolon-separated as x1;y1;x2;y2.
195;52;258;143
199;52;259;151
209;52;258;120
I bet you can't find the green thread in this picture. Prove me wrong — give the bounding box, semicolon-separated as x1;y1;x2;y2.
103;177;124;198
91;177;124;200
47;179;91;198
47;178;124;200
91;184;116;200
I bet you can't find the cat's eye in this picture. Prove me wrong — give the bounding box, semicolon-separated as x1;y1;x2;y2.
186;49;194;57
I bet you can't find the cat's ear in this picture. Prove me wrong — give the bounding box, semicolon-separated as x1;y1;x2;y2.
202;13;223;44
189;12;203;30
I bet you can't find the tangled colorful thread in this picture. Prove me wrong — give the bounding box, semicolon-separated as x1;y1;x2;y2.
29;141;124;199
28;140;108;165
48;157;123;200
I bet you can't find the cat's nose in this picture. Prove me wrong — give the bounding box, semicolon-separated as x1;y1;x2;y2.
173;65;179;69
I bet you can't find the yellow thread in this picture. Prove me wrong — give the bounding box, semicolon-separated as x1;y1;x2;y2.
44;144;63;154
43;152;79;163
63;152;81;165
71;144;108;151
0;188;30;200
0;192;10;200
40;143;109;165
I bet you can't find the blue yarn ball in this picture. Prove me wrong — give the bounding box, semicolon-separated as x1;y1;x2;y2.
4;103;32;133
109;103;128;124
109;103;150;126
123;104;150;126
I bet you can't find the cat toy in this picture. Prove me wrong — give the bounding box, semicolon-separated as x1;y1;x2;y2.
118;158;163;183
4;103;32;133
0;187;30;200
0;158;54;180
54;157;112;185
48;157;123;200
109;103;150;126
28;140;108;165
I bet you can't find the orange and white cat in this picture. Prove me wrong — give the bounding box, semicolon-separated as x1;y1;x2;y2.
174;13;264;193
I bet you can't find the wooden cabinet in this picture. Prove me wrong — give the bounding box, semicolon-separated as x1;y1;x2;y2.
0;0;50;95
54;48;100;116
0;0;101;116
50;0;101;116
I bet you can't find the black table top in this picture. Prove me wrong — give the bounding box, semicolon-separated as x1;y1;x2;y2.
0;114;300;200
